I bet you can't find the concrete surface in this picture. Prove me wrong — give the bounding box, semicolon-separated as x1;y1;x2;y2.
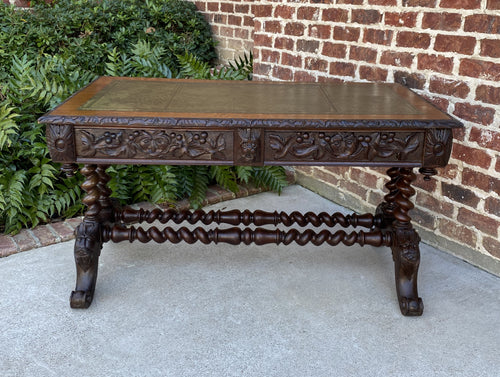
1;186;499;377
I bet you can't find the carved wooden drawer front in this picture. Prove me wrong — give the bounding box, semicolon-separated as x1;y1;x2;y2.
264;131;425;164
75;128;233;162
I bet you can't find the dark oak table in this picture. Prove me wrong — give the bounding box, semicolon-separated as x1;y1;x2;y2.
39;77;462;315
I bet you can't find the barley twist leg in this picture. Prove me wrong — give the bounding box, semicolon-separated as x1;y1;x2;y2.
70;164;110;309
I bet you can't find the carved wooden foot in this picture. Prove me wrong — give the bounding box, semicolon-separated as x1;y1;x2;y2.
391;227;423;316
71;220;103;308
380;167;424;316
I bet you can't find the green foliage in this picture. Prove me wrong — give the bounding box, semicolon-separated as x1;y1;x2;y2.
178;51;253;80
0;0;287;234
0;0;216;80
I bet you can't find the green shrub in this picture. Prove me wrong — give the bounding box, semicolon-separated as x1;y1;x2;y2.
0;1;287;235
0;0;216;80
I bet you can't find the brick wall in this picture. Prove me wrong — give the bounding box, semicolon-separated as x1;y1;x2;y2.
193;0;500;275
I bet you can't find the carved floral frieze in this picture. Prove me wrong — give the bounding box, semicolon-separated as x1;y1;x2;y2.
267;131;423;162
76;129;230;161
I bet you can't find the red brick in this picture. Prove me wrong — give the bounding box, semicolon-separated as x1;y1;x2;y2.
453;102;495;125
297;39;320;53
394;71;426;89
274;37;294;50
193;1;206;11
252;4;273;17
475;85;500;105
297;6;320;20
234;28;249;40
220;2;234;13
469;128;500;153
369;0;397;4
305;57;328;72
438;218;477;246
253;63;271;77
441;163;460;180
64;217;83;230
417;54;454;74
333;26;361;42
49;222;75;242
485;197;500;216
452;143;492;169
396;31;431;49
322;42;347;58
458;207;498;237
439;0;481;8
341;180;368;199
313;168;341;186
385;12;418;27
352;9;382;24
234;4;250;13
422;12;462;31
274;5;295;19
337;0;363;4
294;71;316;82
206;2;219;11
12;229;37;252
462;168;498;193
322;8;348;22
228;15;242;26
219;26;234;38
263;20;281;33
412;208;436;229
459;59;500;81
414;175;438;192
423;95;450;112
359;66;388;81
0;235;18;257
261;49;280;64
212;14;227;25
254;34;273;48
429;77;470;98
453;127;466;142
308;24;331;39
363;29;393;45
404;0;437;6
272;66;293;81
487;0;500;9
380;51;414;67
496;158;500;173
435;35;476;54
480;39;500;58
483;237;500;259
243;16;254;27
281;52;302;68
31;225;58;247
350;46;378;63
284;22;305;36
350;168;379;187
416;192;454;217
464;15;500;33
330;62;356;77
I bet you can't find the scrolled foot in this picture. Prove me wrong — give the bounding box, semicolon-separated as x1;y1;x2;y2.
72;220;102;309
70;290;93;309
399;296;424;316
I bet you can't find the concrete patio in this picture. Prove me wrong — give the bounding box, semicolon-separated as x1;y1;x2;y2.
1;185;499;377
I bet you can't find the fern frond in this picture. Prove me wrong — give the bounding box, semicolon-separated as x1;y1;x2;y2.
189;165;210;209
251;166;288;194
210;165;239;193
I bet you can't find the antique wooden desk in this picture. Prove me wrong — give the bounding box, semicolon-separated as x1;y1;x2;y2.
39;77;461;315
